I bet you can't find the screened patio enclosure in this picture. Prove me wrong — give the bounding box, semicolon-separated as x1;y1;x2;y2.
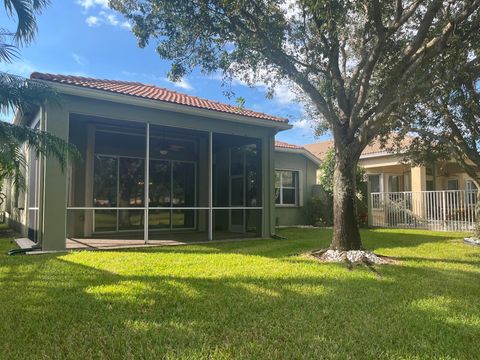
66;114;264;243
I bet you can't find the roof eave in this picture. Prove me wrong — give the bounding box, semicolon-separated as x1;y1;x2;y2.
41;81;292;131
275;146;321;165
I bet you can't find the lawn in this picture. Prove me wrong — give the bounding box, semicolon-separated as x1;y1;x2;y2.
0;225;479;359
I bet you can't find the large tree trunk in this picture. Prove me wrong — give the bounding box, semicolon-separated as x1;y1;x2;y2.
330;150;363;250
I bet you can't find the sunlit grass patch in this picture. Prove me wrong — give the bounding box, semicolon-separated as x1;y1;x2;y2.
0;227;479;359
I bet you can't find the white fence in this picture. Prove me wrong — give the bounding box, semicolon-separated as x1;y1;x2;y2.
370;190;478;231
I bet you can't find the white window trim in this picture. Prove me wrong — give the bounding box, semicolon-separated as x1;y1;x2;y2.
446;178;459;191
275;169;302;207
368;173;383;210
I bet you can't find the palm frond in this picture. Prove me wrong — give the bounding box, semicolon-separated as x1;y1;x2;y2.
0;30;19;63
0;120;81;171
3;0;51;45
0;72;60;115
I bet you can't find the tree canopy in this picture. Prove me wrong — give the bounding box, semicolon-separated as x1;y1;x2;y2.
111;0;480;250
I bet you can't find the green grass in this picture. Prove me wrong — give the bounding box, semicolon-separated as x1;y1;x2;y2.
1;224;479;359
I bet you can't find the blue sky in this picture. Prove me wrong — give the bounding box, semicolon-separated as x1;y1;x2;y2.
0;0;330;145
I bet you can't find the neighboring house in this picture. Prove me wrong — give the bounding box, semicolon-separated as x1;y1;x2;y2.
274;141;321;226
305;139;478;231
4;72;294;251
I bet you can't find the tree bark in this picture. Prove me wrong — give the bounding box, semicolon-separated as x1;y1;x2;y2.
330;150;363;250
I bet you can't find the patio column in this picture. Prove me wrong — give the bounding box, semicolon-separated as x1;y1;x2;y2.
411;166;426;219
208;131;213;240
41;105;69;251
262;133;275;237
144;123;150;244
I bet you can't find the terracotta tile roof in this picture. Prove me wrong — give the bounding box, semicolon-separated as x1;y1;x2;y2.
30;72;287;123
275;140;304;149
304;136;412;161
275;140;321;164
303;140;334;160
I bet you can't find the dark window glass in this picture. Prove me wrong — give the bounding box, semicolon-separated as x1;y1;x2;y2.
149;160;171;207
172;210;195;228
119;158;145;207
172;162;195;207
94;210;117;232
118;209;144;231
369;175;381;193
94;156;118;207
149;210;171;229
282;188;296;205
275;170;298;205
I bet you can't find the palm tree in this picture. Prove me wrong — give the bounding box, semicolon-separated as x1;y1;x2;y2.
0;0;79;204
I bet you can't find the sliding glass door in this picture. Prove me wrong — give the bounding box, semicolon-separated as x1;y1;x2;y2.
149;160;196;230
93;155;145;232
93;155;196;233
172;162;195;228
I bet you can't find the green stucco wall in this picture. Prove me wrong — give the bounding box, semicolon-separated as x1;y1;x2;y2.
34;94;279;250
274;150;319;226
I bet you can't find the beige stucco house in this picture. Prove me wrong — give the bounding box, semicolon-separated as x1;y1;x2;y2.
305;139;478;231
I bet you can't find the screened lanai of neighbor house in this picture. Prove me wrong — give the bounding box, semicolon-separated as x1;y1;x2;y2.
8;73;291;251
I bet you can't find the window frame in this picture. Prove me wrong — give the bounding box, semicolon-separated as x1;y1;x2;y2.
275;169;300;207
368;174;383;209
466;180;478;205
447;178;459;191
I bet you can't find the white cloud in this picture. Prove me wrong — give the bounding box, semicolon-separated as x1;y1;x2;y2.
164;78;193;91
292;119;311;130
101;11;119;26
84;11;131;30
273;83;297;105
85;16;100;27
121;21;131;29
72;53;88;66
77;0;109;10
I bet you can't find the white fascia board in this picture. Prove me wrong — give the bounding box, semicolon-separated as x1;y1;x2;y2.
44;81;293;131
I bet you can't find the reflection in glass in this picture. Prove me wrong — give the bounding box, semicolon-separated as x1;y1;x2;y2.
94;156;118;207
172;210;195;228
149;210;171;229
231;178;244;206
172;162;195;207
94;210;117;232
245;144;259;207
119;158;144;207
118;210;144;231
149;160;171;207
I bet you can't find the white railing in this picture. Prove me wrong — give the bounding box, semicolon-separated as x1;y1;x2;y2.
370;190;478;231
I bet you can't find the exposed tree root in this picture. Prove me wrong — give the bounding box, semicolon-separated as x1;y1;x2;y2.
308;249;396;277
311;249;393;264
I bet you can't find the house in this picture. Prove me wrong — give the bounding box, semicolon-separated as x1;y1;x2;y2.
3;73;319;251
305;139;478;231
274;141;321;226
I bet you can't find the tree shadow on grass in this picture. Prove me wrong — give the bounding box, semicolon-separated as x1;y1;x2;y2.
106;228;468;262
0;247;479;359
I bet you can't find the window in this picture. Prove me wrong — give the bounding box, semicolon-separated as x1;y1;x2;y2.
426;180;435;191
447;179;459;190
275;170;299;206
368;175;381;193
466;180;478;205
368;175;382;209
388;175;401;192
